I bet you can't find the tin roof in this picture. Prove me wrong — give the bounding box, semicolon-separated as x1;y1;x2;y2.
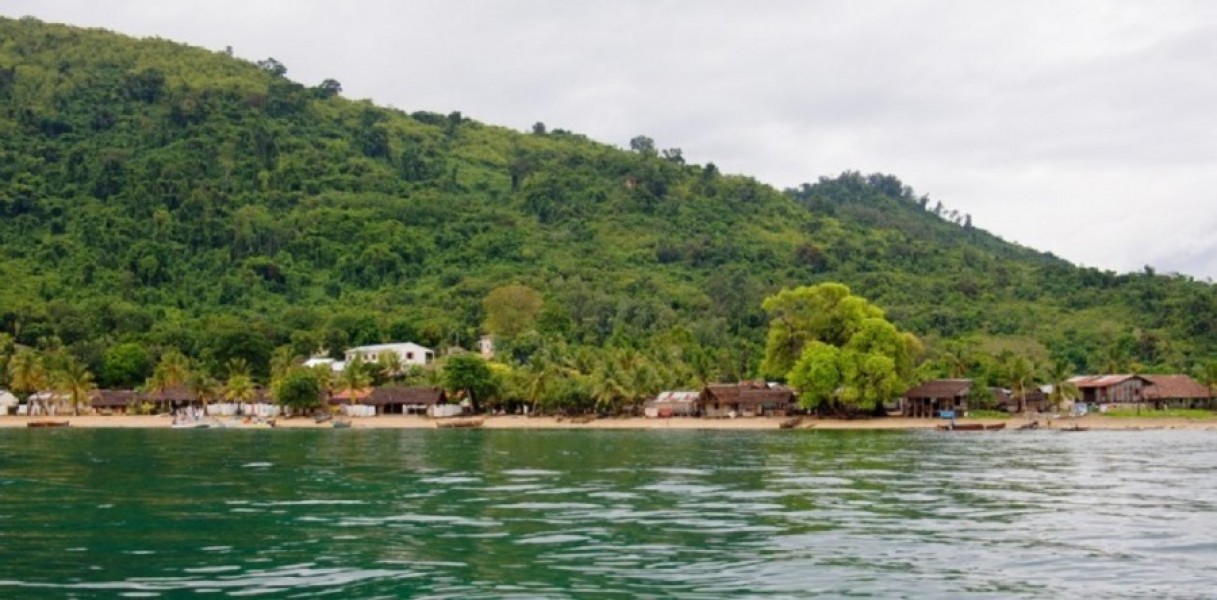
1142;375;1211;400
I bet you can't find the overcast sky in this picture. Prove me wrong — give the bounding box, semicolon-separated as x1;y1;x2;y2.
9;1;1217;279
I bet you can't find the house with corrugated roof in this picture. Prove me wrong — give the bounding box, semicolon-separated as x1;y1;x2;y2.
902;379;971;418
1069;375;1150;411
644;391;700;418
1142;375;1212;409
700;382;796;418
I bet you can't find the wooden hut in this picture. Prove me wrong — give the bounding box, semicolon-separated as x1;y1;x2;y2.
366;386;448;415
91;390;138;415
700;382;796;418
644;391;701;418
902;379;972;418
1069;375;1149;410
1142;375;1212;409
138;385;200;414
993;387;1048;414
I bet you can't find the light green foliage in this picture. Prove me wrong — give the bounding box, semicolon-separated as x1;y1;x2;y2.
787;342;841;410
760;283;884;379
769;284;918;414
483;285;543;339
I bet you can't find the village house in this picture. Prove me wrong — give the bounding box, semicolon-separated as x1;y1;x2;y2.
478;336;495;360
644;391;700;418
0;390;18;415
1069;375;1150;411
991;387;1049;414
366;386;448;416
345;342;435;366
1142;375;1212;409
902;379;971;418
91;390;138;415
700;382;796;418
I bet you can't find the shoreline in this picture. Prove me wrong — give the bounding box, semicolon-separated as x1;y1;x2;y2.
4;415;1217;431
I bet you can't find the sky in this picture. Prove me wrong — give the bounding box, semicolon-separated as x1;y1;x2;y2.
8;0;1217;279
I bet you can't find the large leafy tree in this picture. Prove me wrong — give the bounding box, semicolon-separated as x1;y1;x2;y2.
483;285;544;340
274;368;323;412
767;284;920;415
443;354;497;413
760;283;884;380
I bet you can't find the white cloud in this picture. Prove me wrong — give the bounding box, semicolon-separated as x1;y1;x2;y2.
8;0;1217;277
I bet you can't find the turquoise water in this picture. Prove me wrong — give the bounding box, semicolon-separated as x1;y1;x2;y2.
1;428;1216;598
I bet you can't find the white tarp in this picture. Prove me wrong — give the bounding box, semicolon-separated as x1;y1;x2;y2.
0;390;17;407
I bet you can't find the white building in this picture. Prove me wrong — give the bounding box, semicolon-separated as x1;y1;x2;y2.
478;335;495;359
303;357;345;372
345;342;435;366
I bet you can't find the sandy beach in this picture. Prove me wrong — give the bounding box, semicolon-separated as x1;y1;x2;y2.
5;414;1217;431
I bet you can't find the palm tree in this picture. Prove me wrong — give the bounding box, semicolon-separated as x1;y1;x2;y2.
189;373;221;413
54;358;96;416
1046;360;1080;414
340;356;372;410
8;350;49;414
589;360;627;414
224;372;256;407
376;352;403;385
1006;356;1037;414
269;346;300;382
148;349;191;392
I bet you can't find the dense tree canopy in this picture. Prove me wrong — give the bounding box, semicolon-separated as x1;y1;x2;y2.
0;16;1215;409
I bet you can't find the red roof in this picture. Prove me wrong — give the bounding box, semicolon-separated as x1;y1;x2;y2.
1143;375;1211;400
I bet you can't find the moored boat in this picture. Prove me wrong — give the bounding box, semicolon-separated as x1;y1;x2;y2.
27;420;69;428
435;417;484;429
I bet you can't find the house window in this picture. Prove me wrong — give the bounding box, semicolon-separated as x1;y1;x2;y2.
407;352;414;360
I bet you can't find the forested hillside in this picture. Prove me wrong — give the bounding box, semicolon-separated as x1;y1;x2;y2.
1;16;1215;400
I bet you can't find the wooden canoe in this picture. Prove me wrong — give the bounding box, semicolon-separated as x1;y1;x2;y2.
435;417;485;429
27;420;69;428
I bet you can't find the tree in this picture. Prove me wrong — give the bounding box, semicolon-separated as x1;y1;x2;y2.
256;57;287;76
274;368;323;413
759;283;885;380
314;78;342;98
340;355;372;406
763;284;919;416
1005;356;1037;414
483;284;543;340
443;354;496;413
101;342;151;388
9;350;48;413
787;342;841;411
1046;360;1079;413
224;371;256;407
54;358;96;416
147;349;190;392
629;135;656;156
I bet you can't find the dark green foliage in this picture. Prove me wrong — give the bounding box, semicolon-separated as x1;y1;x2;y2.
0;16;1214;390
443;354;496;412
274;368;323;411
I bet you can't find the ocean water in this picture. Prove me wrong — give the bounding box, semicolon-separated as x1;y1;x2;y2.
1;428;1215;598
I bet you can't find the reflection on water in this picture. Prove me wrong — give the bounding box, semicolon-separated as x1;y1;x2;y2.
1;428;1217;597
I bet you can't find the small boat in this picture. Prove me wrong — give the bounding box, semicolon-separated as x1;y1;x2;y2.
435;417;485;429
779;416;804;429
171;420;218;429
1016;421;1040;430
314;414;334;424
985;423;1006;431
332;419;351;429
27;420;69;428
937;422;984;431
1062;424;1088;432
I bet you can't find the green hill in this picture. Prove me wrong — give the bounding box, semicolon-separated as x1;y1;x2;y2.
1;16;1214;393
